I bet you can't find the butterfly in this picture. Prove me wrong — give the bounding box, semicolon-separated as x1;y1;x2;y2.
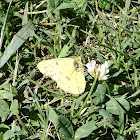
37;57;86;95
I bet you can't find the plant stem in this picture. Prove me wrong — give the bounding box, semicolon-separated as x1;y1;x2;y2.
72;76;98;119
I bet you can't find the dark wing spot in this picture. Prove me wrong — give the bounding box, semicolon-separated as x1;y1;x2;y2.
66;76;70;80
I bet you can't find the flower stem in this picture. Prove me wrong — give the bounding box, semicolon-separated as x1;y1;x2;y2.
71;76;98;119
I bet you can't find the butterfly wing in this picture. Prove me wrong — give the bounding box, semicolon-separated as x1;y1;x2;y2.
37;58;75;80
37;57;86;95
57;69;86;95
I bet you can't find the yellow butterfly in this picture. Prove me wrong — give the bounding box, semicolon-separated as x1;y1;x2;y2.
37;57;86;95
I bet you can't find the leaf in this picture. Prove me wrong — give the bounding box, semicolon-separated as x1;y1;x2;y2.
100;13;116;36
96;49;104;62
40;39;54;54
58;45;69;58
127;90;140;99
137;129;140;140
54;3;77;12
135;48;140;60
130;101;140;106
126;121;140;134
0;100;10;122
30;112;40;127
10;99;19;115
91;84;106;105
0;90;12;100
111;69;124;78
58;116;74;138
48;106;74;138
47;0;60;9
106;100;120;115
122;0;131;28
116;135;125;140
0;22;35;68
3;130;14;140
0;83;17;100
22;2;28;25
116;97;130;112
0;123;10;130
47;0;55;8
48;106;59;124
106;97;130;115
74;120;97;140
105;96;126;133
99;109;114;122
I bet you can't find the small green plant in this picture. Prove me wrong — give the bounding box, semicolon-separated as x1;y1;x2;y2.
98;0;111;10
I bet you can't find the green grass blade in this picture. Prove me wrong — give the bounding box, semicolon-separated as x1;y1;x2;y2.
0;22;34;68
0;0;12;49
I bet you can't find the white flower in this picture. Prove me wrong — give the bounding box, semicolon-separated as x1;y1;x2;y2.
86;60;96;74
86;60;109;80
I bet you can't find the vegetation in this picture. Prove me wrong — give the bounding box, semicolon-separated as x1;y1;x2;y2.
0;0;140;139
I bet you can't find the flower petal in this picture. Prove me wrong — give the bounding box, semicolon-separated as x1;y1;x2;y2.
86;60;109;80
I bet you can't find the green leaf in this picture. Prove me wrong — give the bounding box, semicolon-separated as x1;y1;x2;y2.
74;120;97;140
4;130;14;140
0;83;17;100
74;120;97;139
122;0;131;28
58;116;74;138
22;2;28;25
48;106;74;138
127;90;140;99
105;3;111;10
91;84;106;105
116;135;125;140
0;90;11;100
99;109;114;122
137;128;140;140
100;13;116;36
0;100;10;122
130;101;140;106
54;3;77;12
30;113;40;127
0;22;35;68
0;83;15;91
106;97;130;115
58;45;69;58
47;0;55;8
98;0;111;10
105;96;127;133
116;97;130;112
10;99;19;115
126;121;140;134
48;106;59;124
0;123;10;130
47;0;60;9
111;69;124;78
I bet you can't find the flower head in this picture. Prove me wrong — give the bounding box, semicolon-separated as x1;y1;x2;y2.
86;60;109;80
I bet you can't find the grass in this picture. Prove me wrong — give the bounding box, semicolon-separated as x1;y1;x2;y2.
0;0;140;139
